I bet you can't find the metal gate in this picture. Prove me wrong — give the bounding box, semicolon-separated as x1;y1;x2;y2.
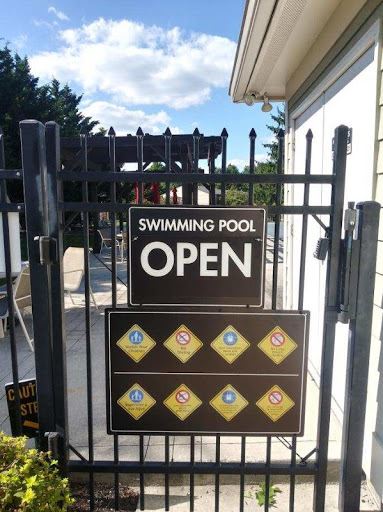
0;120;379;511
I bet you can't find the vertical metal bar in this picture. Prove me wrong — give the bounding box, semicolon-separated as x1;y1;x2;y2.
239;436;246;512
164;127;172;204
108;127;120;510
45;122;68;468
298;130;313;310
20;120;56;448
80;131;94;511
192;128;200;205
272;130;284;309
215;435;221;512
220;129;228;205
190;434;195;512
209;142;216;205
289;436;297;512
314;125;348;512
136;128;144;203
165;435;170;511
248;129;256;205
338;201;380;512
264;436;271;512
139;435;145;510
0;128;22;436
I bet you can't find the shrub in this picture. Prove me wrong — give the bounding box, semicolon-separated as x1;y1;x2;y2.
0;432;73;511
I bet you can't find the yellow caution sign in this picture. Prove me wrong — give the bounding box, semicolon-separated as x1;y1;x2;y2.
164;325;203;363
256;385;295;422
210;385;248;421
258;326;297;364
211;325;250;364
116;324;156;362
163;384;202;420
117;383;156;420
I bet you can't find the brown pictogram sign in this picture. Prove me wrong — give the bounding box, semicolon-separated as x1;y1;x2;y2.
106;310;309;435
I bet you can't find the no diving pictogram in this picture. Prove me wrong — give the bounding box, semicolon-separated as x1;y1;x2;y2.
176;330;191;345
271;332;285;347
268;390;283;405
176;390;190;403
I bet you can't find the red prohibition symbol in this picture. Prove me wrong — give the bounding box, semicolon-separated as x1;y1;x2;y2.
271;332;285;347
268;390;283;405
176;330;191;345
176;390;190;403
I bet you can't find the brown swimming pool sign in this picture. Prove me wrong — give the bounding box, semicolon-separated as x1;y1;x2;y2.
105;309;309;435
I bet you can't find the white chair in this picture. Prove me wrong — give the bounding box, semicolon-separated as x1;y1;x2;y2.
0;267;34;351
98;228;124;260
63;247;97;308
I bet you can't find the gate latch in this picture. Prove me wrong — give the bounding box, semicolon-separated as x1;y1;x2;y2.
338;202;360;324
35;236;58;265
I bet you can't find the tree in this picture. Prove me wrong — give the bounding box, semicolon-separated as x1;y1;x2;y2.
263;106;285;167
0;46;100;172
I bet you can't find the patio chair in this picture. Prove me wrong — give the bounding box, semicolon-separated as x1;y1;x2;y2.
0;267;34;351
63;247;98;308
98;228;123;259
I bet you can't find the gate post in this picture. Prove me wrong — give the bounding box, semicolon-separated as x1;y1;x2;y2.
339;201;380;512
20;120;56;450
45;121;68;467
314;125;348;512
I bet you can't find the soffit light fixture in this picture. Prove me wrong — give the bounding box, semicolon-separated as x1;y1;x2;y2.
261;94;272;113
244;91;259;106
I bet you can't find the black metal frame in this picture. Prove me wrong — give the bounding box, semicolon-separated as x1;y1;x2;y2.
0;120;379;512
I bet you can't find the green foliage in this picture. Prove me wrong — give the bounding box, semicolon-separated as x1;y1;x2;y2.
255;483;282;508
0;432;74;511
245;482;282;508
0;45;100;170
263;106;285;167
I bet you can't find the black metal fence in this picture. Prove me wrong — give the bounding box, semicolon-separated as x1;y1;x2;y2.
0;120;379;512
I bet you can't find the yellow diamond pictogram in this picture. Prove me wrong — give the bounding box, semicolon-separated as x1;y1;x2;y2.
256;385;295;422
258;326;297;365
210;385;248;422
116;324;156;362
163;384;202;420
164;325;203;363
117;383;156;420
211;325;250;364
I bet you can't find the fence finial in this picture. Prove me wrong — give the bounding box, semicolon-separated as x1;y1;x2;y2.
221;128;228;138
249;128;256;138
193;127;200;137
277;128;285;139
136;127;144;137
108;126;116;136
164;127;172;137
306;128;313;140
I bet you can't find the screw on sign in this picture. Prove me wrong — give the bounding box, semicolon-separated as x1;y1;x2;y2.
176;330;191;345
268;390;283;405
176;390;190;404
271;332;285;347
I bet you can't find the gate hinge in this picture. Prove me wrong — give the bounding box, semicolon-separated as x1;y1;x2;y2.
35;236;58;265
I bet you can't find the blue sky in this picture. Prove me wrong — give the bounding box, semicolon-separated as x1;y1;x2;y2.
1;1;279;168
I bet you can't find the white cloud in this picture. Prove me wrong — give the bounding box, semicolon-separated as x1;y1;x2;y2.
48;6;69;21
13;34;28;51
81;100;179;135
30;18;236;109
